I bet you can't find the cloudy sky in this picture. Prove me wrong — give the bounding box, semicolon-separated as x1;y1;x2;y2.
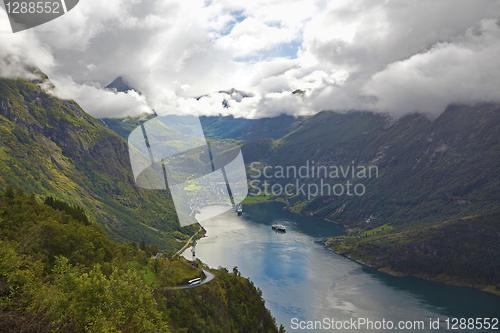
1;0;500;118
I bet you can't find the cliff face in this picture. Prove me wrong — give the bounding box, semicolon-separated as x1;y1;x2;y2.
0;76;197;250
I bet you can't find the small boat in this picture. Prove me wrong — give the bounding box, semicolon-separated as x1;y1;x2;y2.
236;203;243;215
271;223;286;232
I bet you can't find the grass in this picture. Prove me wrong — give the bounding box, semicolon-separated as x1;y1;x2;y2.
127;258;204;287
483;285;500;296
168;259;203;286
184;184;202;191
127;260;157;285
242;195;271;203
142;265;157;285
361;224;394;237
289;200;308;212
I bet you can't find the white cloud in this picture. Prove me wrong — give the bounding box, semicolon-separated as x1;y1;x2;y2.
216;17;297;57
47;76;153;118
0;9;55;79
363;19;500;117
1;0;500;118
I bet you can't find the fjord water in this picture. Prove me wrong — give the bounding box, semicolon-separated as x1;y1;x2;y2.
186;202;500;332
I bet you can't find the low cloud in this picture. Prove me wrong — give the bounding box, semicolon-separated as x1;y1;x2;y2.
47;76;153;118
363;19;500;117
1;0;500;119
0;9;55;79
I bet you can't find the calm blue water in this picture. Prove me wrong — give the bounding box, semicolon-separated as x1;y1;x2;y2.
185;202;500;332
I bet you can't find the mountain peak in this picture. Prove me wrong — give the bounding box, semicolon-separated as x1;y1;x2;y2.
106;76;133;92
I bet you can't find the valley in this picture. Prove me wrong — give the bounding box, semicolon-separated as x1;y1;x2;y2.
102;103;500;294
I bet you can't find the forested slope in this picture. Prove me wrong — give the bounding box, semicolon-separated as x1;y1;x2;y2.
0;187;284;332
326;213;500;294
242;105;500;229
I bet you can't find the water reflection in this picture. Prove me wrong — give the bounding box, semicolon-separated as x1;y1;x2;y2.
185;202;500;332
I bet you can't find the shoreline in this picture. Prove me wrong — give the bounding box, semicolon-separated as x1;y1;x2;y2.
241;199;279;205
245;199;348;228
211;200;500;298
264;201;500;298
324;245;500;297
241;197;286;205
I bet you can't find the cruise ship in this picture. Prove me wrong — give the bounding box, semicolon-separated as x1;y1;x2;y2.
271;223;286;232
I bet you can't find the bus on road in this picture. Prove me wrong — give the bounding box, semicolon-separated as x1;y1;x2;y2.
188;278;201;286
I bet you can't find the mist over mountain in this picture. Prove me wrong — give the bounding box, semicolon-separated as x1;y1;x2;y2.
105;76;134;93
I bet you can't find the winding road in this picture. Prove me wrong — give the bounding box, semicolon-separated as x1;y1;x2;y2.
172;226;202;259
167;269;215;290
164;227;215;289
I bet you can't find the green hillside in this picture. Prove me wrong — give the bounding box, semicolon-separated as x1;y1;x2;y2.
243;106;500;229
0;188;284;332
326;213;500;294
0;76;197;251
235;106;500;290
99;114;155;140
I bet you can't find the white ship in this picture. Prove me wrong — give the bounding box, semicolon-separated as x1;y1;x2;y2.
271;223;286;232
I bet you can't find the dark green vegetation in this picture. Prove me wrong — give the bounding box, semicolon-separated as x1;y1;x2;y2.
326;213;500;294
44;195;90;226
166;266;285;333
241;107;500;229
0;77;197;251
0;188;283;332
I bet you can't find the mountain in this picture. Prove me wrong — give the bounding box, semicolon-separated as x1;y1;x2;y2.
105;76;134;92
237;105;500;291
326;212;500;292
243;105;500;228
101;114;306;144
199;114;306;141
0;75;198;251
101;104;500;229
96;89;500;291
